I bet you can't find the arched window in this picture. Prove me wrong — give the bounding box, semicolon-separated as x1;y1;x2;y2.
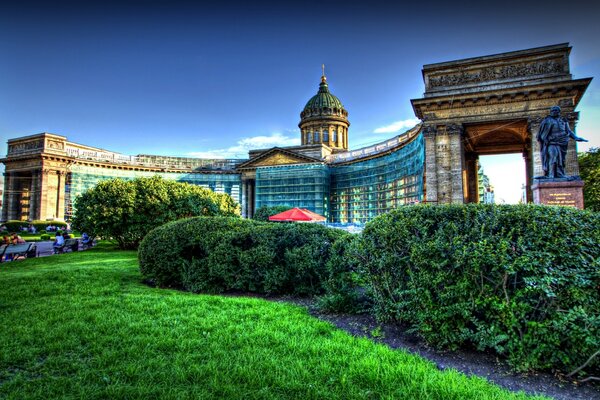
323;131;329;142
314;132;319;143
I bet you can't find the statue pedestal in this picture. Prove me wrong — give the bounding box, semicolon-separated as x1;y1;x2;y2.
532;179;584;209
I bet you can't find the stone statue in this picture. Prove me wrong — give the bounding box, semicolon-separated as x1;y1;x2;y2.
537;106;588;179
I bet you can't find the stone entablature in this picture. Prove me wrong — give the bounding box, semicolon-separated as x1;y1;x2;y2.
422;43;572;97
3;133;245;172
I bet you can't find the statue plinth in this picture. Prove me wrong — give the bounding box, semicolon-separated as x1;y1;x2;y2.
532;178;584;209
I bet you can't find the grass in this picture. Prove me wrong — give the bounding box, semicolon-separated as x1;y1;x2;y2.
0;246;548;399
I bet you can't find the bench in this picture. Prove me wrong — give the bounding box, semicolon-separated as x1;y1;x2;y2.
54;238;79;254
63;238;79;253
81;237;95;250
1;243;35;262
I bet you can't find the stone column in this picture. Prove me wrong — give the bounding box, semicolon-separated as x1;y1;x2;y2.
2;172;17;221
248;179;255;219
523;146;533;203
423;126;438;203
435;127;451;204
336;127;342;148
28;170;41;221
448;124;465;203
55;171;66;220
565;111;580;176
527;116;544;178
319;126;324;144
465;153;479;203
241;178;248;218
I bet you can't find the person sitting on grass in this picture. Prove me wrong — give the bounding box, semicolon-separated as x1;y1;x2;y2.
53;232;65;254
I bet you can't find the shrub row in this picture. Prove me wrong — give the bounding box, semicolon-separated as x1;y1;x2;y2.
139;217;348;296
3;220;67;232
347;204;600;374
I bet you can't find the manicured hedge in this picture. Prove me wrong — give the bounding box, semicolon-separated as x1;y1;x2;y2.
3;220;27;232
138;217;348;296
356;204;600;374
3;220;68;232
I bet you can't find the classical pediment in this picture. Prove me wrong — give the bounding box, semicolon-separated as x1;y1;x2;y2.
236;147;322;170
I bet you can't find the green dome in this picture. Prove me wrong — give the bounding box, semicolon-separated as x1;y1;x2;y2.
303;79;345;111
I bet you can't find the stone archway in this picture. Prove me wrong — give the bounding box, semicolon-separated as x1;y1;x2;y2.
462;119;530;203
411;43;591;204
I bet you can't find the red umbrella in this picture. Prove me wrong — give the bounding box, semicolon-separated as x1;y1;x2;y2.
268;207;326;222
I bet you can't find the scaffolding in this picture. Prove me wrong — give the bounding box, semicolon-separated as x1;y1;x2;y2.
255;164;330;218
329;133;425;223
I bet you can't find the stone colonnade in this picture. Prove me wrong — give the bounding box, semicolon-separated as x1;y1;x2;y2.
300;124;348;149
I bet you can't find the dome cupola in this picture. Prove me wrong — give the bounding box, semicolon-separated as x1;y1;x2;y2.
299;66;350;151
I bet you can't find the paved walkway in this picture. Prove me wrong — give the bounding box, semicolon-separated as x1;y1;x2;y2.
34;241;91;257
35;241;57;257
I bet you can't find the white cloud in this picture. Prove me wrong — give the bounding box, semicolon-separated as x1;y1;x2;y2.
187;132;300;159
373;118;421;134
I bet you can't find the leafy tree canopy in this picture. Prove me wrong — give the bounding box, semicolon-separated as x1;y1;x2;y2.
579;147;600;212
72;176;240;249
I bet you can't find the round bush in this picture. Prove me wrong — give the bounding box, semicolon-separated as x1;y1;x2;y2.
358;204;600;374
138;217;348;296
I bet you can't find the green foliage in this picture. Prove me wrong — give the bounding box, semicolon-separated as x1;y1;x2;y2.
31;220;68;231
0;248;540;399
71;176;240;249
358;204;600;374
40;234;51;241
318;234;371;313
3;220;28;232
139;217;348;296
252;205;292;221
579;147;600;212
3;220;68;233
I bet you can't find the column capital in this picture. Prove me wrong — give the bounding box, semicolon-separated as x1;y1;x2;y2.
527;115;545;130
423;125;437;138
446;123;463;136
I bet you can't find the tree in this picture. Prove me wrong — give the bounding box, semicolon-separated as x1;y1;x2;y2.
579;148;600;212
72;176;240;249
252;205;292;221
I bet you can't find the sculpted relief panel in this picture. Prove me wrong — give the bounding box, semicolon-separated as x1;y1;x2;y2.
428;60;563;89
253;153;308;167
46;140;65;150
8;139;44;155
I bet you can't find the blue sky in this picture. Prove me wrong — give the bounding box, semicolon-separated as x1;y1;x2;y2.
1;0;599;202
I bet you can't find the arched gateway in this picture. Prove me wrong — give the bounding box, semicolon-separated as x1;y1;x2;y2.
411;43;591;205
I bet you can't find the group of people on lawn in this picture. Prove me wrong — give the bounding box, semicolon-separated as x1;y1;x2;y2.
2;230;93;255
2;233;26;246
53;232;92;254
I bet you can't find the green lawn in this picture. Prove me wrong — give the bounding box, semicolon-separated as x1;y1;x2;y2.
0;246;547;399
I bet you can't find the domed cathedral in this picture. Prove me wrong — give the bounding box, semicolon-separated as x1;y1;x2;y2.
299;66;350;151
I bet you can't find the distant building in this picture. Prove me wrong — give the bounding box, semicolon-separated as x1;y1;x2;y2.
478;167;495;204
